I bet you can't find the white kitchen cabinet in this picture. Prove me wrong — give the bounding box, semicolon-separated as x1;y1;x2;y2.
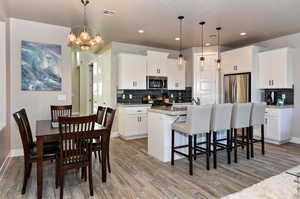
167;58;186;90
147;51;169;76
221;46;257;74
118;53;147;90
258;48;294;89
254;107;293;144
118;106;150;140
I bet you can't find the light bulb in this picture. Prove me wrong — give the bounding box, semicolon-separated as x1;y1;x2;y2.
200;56;205;66
80;45;90;51
217;59;221;69
94;35;103;43
80;31;90;41
178;54;184;65
67;32;76;42
75;38;82;45
90;39;96;46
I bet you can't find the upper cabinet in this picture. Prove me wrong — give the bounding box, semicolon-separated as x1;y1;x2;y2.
258;48;294;89
147;51;169;76
118;53;147;90
221;46;257;74
167;59;186;90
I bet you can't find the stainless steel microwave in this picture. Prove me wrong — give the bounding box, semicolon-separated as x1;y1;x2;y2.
147;76;168;90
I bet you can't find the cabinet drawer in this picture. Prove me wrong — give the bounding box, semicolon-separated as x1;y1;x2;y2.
266;108;280;117
124;107;149;115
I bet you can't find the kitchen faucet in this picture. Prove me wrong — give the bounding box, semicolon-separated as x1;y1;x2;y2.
192;97;201;105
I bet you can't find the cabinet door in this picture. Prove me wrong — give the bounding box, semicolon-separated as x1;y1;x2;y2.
125;115;141;137
266;116;280;141
147;51;169;76
138;114;148;135
118;53;147;89
258;53;272;89
167;59;185;90
270;49;288;88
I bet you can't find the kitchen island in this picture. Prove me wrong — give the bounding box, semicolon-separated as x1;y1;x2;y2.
148;106;188;162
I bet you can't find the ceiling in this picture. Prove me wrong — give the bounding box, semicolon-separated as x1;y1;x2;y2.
2;0;300;50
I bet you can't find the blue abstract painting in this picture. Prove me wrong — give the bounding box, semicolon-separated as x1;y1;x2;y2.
21;40;62;91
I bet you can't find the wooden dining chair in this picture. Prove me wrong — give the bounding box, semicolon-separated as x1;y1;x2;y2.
56;115;97;199
96;106;106;125
13;109;58;194
92;107;116;173
50;105;72;122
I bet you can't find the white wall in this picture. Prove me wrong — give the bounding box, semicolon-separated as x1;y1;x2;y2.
253;32;300;138
9;18;72;151
0;21;6;129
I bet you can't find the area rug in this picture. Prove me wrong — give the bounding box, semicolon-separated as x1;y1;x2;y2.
222;165;300;199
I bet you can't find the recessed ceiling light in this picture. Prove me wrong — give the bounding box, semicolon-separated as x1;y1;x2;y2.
138;30;144;34
103;9;115;16
175;37;180;41
205;43;211;46
240;32;247;36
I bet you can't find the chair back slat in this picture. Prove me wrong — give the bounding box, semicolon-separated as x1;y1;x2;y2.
58;115;97;165
103;108;116;134
51;105;72;122
13;109;34;159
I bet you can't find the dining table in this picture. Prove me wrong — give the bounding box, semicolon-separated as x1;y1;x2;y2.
35;120;109;199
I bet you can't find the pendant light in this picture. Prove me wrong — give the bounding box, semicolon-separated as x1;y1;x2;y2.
177;16;184;65
199;21;206;66
216;27;222;69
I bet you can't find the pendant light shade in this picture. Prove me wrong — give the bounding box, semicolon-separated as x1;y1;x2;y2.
216;27;222;69
199;21;206;66
177;16;184;65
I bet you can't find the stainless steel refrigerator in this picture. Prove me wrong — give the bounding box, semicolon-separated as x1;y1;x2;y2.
223;73;251;103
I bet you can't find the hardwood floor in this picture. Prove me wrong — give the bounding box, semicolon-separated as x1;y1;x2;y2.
1;138;300;199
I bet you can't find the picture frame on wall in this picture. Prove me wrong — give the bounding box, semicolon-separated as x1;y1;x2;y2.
21;40;62;91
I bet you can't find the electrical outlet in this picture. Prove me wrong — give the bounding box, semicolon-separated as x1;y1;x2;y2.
122;94;126;99
171;94;174;98
282;94;286;99
129;94;133;99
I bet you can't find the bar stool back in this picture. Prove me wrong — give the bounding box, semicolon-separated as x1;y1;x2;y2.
231;103;252;162
171;105;213;175
250;102;267;157
211;103;233;169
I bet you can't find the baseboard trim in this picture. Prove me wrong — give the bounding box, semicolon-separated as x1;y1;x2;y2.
290;137;300;144
0;154;11;181
120;134;147;140
111;131;120;138
9;149;24;157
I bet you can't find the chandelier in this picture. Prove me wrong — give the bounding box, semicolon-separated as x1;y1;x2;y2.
67;0;103;51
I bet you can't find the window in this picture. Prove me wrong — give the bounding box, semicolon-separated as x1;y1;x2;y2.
0;21;6;130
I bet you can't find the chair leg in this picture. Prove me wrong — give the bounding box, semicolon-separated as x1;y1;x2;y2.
227;130;231;164
107;151;111;173
59;170;64;199
213;131;217;169
98;150;102;163
55;161;59;189
94;151;97;159
206;132;210;170
250;126;254;158
261;124;265;155
208;132;211;157
188;135;193;175
171;130;175;166
194;135;197;160
84;167;87;182
234;129;238;163
21;163;29;194
241;128;245;149
246;127;250;160
88;163;94;196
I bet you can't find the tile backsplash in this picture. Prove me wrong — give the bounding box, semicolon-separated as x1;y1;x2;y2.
263;88;294;105
117;87;192;104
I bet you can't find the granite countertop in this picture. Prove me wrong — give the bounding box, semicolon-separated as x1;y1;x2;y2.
117;103;152;107
148;106;187;116
267;105;294;109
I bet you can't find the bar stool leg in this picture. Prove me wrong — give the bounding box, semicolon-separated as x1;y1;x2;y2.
206;132;210;170
208;132;211;157
250;126;254;158
213;131;217;169
227;130;231;164
171;130;175;166
188;135;193;175
246;127;250;160
234;129;238;163
194;135;197;160
242;128;245;149
261;124;265;155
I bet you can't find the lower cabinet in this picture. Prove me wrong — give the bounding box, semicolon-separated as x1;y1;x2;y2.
254;108;293;144
118;106;150;140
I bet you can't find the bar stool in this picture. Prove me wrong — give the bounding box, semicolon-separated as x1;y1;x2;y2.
250;102;267;158
171;105;213;175
231;103;252;162
211;103;233;169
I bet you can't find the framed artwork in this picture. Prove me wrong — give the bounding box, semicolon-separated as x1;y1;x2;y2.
21;40;62;91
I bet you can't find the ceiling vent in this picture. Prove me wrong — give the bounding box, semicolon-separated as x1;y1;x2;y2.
103;9;115;16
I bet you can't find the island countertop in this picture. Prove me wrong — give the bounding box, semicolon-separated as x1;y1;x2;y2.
148;106;187;116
